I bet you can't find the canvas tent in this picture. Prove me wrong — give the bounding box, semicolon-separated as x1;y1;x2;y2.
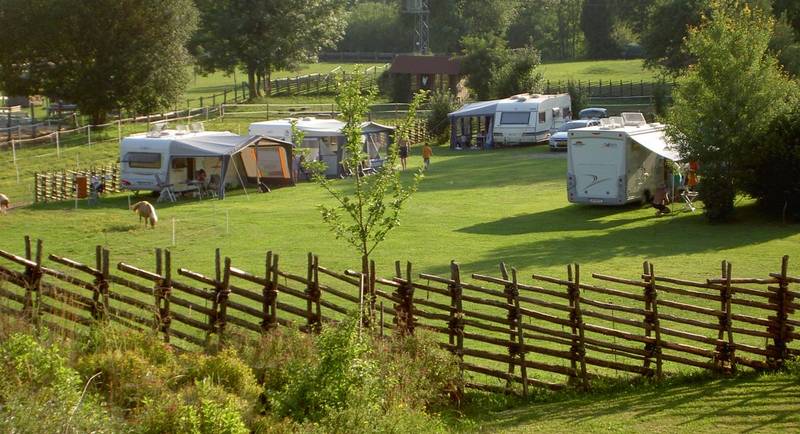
120;131;293;199
447;99;501;149
248;118;395;177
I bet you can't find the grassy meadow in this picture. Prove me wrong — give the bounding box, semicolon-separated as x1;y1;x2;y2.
540;59;660;83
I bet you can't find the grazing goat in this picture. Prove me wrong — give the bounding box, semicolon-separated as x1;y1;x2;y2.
130;201;158;228
0;193;9;214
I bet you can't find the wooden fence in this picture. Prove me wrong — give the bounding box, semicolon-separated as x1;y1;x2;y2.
542;79;675;98
33;165;120;203
0;237;796;395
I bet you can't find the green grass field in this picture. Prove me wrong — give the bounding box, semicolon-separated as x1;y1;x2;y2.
2;124;800;431
540;59;659;83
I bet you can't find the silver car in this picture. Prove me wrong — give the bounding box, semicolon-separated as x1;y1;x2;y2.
548;119;600;151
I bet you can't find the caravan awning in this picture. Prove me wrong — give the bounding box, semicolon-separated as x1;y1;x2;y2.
448;100;501;118
630;131;681;161
168;133;259;157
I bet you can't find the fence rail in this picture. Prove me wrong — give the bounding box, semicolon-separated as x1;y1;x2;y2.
33;165;120;203
0;236;796;396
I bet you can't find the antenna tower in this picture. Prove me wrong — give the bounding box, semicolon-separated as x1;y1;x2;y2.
405;0;430;54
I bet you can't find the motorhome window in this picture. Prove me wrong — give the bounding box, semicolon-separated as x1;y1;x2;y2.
171;158;188;169
552;108;561;119
538;112;546;123
500;112;530;125
125;152;161;169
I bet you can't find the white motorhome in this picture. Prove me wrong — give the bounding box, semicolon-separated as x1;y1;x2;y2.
492;93;571;145
566;113;680;205
119;124;293;198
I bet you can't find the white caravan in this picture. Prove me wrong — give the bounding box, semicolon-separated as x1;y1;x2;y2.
566;113;680;205
492;93;571;145
249;117;345;177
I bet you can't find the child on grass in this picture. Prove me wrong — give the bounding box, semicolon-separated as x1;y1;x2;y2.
422;143;433;170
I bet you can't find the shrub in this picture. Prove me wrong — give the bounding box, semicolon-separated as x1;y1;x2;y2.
179;347;261;402
426;88;458;141
491;47;543;98
0;333;120;433
698;164;736;222
739;110;800;221
567;81;587;118
133;381;249;434
269;318;379;422
231;327;318;394
378;71;411;103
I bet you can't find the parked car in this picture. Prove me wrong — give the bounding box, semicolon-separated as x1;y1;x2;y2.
548;119;601;151
579;107;608;120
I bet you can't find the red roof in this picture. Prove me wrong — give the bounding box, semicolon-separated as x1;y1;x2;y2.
388;55;461;75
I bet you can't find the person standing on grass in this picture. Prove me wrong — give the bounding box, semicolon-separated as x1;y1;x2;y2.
398;139;409;170
422;142;433;170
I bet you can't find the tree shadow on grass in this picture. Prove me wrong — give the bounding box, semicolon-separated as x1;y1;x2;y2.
475;372;800;433
458;204;648;235
428;204;798;275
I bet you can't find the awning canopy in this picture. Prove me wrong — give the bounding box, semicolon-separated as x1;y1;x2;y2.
360;121;395;134
630;131;681;161
167;133;260;158
448;99;501;118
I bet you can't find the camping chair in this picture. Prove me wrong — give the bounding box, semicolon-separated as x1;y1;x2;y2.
154;174;176;203
206;174;220;199
681;189;699;212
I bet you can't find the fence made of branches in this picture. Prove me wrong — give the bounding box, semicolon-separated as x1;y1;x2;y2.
0;236;796;396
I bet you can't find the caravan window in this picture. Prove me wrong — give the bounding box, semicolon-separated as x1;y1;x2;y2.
538;112;546;123
125;152;161;169
499;112;530;125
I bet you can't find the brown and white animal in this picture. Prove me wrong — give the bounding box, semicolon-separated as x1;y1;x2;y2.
0;193;9;214
130;201;158;228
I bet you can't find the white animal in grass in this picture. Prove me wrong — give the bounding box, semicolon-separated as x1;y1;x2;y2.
0;193;9;214
130;201;158;228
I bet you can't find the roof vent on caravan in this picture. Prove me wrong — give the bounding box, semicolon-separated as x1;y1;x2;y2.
147;122;167;138
175;124;189;135
599;117;623;129
190;122;205;133
621;112;647;127
302;117;313;121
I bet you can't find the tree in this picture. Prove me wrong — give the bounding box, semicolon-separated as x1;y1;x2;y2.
336;2;411;53
641;0;710;74
192;0;348;98
580;0;618;58
307;71;426;310
426;87;459;141
491;47;544;98
460;35;510;100
665;0;799;221
426;0;518;54
0;0;198;123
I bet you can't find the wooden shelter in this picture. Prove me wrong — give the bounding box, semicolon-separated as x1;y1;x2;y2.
388;55;462;95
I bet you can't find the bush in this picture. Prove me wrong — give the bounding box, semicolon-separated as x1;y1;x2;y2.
133;381;249;434
0;333;120;433
426;88;458;141
179;347;261;402
567;81;587;118
378;71;411;103
653;79;670;119
698;164;736;222
491;47;543;98
739;110;800;221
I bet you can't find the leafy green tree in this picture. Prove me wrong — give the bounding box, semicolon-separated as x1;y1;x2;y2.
666;0;799;220
460;35;510;100
0;0;198;123
641;0;710;74
336;2;411;53
581;0;619;58
308;71;426;279
491;47;544;98
426;0;517;54
426;87;459;141
192;0;348;98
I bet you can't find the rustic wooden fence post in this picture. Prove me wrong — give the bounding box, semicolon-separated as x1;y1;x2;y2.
567;263;588;390
152;249;172;343
714;260;736;373
768;256;792;368
501;263;528;396
21;237;43;324
393;261;415;336
449;261;465;395
642;261;663;378
91;246;110;321
261;251;278;332
217;257;231;344
305;253;322;332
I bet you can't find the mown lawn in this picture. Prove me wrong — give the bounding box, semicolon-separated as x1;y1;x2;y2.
540;59;660;83
454;369;800;433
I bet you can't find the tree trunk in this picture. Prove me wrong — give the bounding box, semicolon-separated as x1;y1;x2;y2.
256;73;263;98
247;68;257;100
